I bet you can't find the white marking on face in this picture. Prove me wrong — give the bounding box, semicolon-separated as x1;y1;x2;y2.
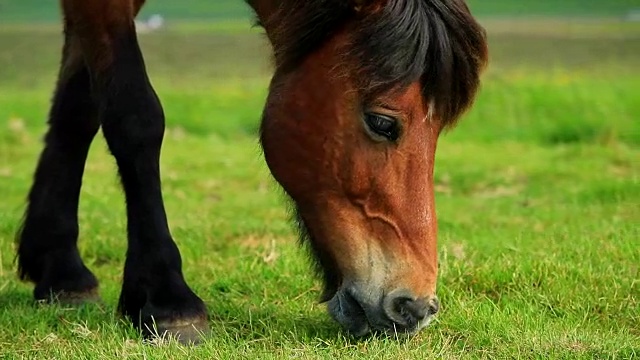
345;236;389;307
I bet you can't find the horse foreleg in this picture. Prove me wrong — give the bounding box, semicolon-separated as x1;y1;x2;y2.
61;0;208;343
17;29;100;304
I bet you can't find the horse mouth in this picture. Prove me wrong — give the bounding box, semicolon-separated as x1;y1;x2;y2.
327;288;435;337
327;289;372;337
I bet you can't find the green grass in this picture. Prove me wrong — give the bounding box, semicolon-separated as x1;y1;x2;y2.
466;0;638;17
0;18;639;359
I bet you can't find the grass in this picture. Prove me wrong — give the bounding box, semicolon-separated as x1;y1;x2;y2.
0;16;639;359
466;0;638;17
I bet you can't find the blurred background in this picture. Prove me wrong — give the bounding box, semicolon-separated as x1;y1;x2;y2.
0;0;638;144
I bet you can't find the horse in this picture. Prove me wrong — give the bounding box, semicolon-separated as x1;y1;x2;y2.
15;0;488;343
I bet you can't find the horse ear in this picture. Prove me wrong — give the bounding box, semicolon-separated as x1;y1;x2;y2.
351;0;386;13
352;0;366;12
246;0;280;42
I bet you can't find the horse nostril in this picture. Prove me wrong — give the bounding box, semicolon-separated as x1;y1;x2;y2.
401;297;428;319
385;295;430;327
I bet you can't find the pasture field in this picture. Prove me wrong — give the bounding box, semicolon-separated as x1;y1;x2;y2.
0;16;639;360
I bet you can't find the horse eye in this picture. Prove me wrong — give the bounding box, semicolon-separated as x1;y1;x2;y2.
364;113;400;141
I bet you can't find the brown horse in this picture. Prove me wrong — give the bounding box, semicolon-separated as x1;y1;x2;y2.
16;0;487;342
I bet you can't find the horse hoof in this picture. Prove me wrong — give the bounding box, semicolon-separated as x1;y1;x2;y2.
146;317;210;345
37;287;102;306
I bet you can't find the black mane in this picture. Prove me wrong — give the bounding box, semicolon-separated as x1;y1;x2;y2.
252;0;488;126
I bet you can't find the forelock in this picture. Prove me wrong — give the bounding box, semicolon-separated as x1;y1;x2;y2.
263;0;488;125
